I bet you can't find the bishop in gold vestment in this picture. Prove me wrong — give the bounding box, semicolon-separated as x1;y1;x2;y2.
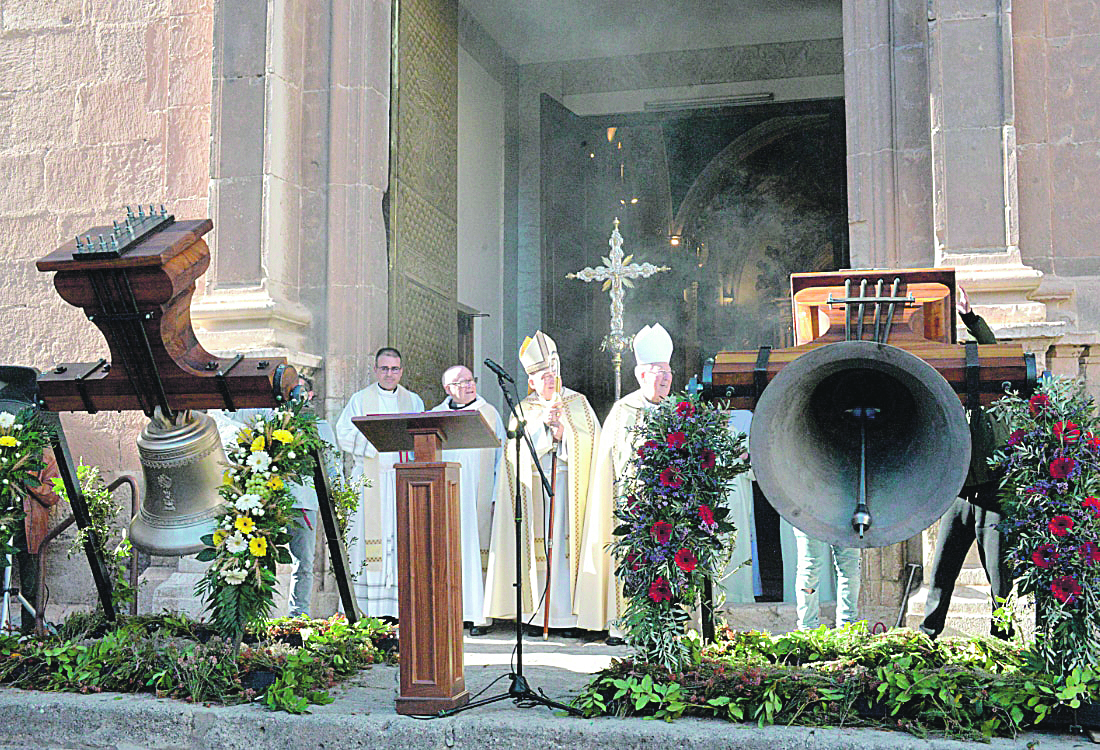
482;331;600;628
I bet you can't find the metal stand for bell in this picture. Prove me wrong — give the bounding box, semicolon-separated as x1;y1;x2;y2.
437;360;582;718
0;539;36;633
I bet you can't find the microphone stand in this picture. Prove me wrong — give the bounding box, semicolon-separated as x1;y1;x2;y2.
438;367;581;717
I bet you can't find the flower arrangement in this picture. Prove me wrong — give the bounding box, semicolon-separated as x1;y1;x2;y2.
989;376;1100;673
0;408;52;561
195;406;322;648
611;394;748;671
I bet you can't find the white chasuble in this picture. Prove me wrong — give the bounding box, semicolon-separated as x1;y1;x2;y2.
483;388;599;627
429;396;506;626
576;388;652;633
334;383;424;618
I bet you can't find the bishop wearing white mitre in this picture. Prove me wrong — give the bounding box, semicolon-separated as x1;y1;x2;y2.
482;331;600;629
577;323;674;640
429;365;506;635
334;347;424;618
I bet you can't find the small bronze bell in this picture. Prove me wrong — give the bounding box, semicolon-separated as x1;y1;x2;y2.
130;408;227;556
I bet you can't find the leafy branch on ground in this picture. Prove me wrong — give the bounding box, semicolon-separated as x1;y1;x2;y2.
573;622;1100;739
0;611;393;713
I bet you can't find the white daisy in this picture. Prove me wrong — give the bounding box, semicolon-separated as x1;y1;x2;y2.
246;451;272;472
225;532;248;554
0;413;15;429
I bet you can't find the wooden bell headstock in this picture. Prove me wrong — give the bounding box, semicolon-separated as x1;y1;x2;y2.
701;267;1036;410
35;208;296;415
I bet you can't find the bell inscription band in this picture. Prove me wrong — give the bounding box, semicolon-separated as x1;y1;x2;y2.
130;408;228;556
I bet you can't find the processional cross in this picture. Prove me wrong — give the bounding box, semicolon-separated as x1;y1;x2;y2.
567;219;670;400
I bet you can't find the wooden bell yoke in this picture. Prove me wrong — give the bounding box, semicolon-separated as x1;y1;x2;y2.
700;268;1037;410
32;209;357;624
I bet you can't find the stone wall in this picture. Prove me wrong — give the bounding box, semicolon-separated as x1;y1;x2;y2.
0;0;215;613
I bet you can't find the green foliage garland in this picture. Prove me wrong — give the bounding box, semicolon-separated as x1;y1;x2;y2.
0;408;52;561
575;624;1098;739
989;375;1100;674
0;611;391;712
611;393;748;671
195;404;323;648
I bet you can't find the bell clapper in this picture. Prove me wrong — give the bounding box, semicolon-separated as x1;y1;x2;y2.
845;406;880;539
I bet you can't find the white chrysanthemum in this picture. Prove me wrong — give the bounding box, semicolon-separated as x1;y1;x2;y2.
220;568;248;585
0;413;15;429
225;532;248;554
235;493;263;513
246;451;272;472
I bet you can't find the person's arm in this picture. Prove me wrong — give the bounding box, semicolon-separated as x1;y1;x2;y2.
957;286;996;345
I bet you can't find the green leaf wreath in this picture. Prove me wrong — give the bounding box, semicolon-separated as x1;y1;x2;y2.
194;405;323;649
989;376;1100;674
0;408;53;562
611;393;749;671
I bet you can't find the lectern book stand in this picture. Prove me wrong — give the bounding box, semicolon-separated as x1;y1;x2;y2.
352;410;499;715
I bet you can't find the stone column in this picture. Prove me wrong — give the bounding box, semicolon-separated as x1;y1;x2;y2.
928;0;1064;342
842;0;935;269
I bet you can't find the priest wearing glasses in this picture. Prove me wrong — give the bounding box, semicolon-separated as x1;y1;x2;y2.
334;347;425;619
429;365;506;636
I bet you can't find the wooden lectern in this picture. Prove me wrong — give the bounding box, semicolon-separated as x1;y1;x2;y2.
352;410;500;715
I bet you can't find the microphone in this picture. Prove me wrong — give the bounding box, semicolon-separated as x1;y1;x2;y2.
484;358;515;384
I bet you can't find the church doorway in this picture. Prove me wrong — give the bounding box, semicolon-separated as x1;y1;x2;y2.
541;96;849;419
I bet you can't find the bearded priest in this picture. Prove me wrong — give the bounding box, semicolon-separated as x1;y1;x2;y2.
429;365;506;636
482;331;600;632
576;323;674;643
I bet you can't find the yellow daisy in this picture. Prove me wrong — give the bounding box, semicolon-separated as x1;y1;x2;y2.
249;536;267;557
265;477;284;491
250;436;265;452
233;515;255;534
0;436;16;448
237;427;253;445
213;529;227;546
271;429;294;444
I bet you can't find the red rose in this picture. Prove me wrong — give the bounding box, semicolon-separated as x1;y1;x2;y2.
1032;544;1059;568
666;431;687;450
1028;393;1052;417
1048;515;1074;537
1054;421;1081;444
1051;575;1082;605
1086;432;1100;451
648;577;672;603
637;439;659;458
698;505;715;526
650;520;673;544
675;401;695;418
1084;497;1100;517
700;449;716;470
674;547;698;573
625;552;643;571
1050;456;1077;479
1080;542;1100;566
1006;429;1027;447
659;467;684;489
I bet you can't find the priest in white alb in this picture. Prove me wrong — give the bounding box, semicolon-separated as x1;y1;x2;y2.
576;323;674;642
429;365;506;635
334;346;425;618
482;331;600;631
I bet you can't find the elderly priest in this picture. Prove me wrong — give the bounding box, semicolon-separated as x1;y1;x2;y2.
429;365;506;636
577;323;674;642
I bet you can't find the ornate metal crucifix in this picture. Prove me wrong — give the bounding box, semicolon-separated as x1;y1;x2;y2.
567;218;670;400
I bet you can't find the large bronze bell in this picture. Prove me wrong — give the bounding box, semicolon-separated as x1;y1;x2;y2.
129;408;227;555
749;341;971;548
